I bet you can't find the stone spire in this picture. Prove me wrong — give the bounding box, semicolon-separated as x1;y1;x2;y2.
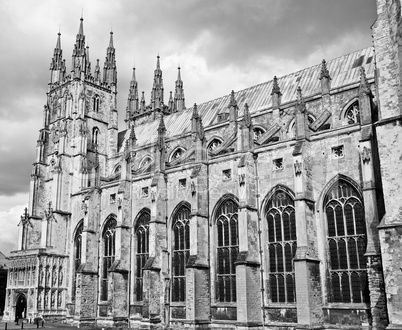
319;59;331;94
71;17;87;78
127;67;139;114
228;90;238;123
240;103;254;152
49;32;65;84
168;91;174;112
140;91;146;112
271;76;282;109
103;31;117;85
174;66;185;111
94;59;101;82
151;55;164;110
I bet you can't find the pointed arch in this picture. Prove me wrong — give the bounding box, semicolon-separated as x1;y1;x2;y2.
133;208;150;301
321;175;368;303
262;185;297;303
169;146;186;162
72;219;84;300
171;201;191;302
339;97;360;125
207;136;223;152
213;194;239;303
100;214;117;301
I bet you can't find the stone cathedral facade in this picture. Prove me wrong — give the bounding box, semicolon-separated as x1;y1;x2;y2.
4;1;402;329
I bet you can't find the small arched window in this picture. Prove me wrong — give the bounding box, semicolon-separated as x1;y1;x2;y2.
215;197;238;302
172;204;191;302
93;95;100;112
92;127;100;146
324;179;368;303
74;222;83;272
253;127;265;141
345;101;360;125
100;217;116;301
207;138;223;152
114;164;121;174
134;209;150;301
265;188;296;303
170;148;185;162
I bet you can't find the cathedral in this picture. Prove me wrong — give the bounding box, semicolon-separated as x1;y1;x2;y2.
3;0;402;329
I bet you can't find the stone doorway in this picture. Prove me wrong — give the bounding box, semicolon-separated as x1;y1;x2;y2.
15;293;27;320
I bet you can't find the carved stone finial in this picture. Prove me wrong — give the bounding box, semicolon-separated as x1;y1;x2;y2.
271;76;281;95
228;90;237;108
319;59;331;80
19;207;32;227
44;202;56;223
359;66;371;96
296;86;306;113
243;103;252;128
192;103;199;119
130;125;136;141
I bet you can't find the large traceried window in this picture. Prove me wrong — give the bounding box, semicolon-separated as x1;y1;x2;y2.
265;187;297;303
101;217;116;301
216;198;239;303
135;209;150;301
325;180;368;303
172;204;190;302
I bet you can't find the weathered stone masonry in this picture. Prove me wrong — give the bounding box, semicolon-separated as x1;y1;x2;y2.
4;1;402;329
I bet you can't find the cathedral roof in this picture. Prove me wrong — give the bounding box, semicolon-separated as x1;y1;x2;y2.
118;46;374;152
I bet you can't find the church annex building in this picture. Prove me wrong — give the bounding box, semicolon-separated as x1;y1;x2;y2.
4;1;402;329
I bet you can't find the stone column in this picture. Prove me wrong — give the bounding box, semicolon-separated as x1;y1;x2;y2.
235;152;262;326
186;163;210;325
292;144;323;327
142;172;167;324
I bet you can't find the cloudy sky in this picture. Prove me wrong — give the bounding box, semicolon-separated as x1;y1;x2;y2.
0;0;377;255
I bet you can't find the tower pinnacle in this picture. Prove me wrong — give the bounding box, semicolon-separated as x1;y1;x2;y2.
103;31;117;85
174;66;185;112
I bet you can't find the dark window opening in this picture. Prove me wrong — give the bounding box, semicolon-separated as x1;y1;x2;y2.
100;217;116;301
216;198;238;302
72;222;83;300
172;204;191;302
325;180;368;303
266;189;296;303
135;210;150;301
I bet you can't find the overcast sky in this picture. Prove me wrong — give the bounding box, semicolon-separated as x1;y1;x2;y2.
0;0;377;255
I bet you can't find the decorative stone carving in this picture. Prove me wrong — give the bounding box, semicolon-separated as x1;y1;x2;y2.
362;146;371;164
239;173;246;186
294;160;302;176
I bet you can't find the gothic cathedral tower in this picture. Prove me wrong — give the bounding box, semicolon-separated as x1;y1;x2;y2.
5;18;117;322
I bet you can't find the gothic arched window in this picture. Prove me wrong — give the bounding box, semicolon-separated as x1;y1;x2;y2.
253;127;265;141
265;188;296;303
92;127;100;146
100;217;116;301
170;148;185;162
134;209;150;301
207;138;223;152
345;101;360;125
172;204;190;302
324;179;368;303
216;197;238;302
93;95;100;112
74;222;83;271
